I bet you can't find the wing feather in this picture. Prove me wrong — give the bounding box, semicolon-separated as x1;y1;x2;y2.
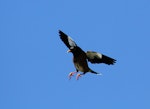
59;30;77;49
86;51;116;65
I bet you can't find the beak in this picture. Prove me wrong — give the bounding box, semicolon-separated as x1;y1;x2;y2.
67;49;71;53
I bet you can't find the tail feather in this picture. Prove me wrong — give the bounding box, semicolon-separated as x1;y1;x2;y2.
90;69;99;74
89;69;103;76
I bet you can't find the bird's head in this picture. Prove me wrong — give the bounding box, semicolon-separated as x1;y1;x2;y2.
67;46;84;57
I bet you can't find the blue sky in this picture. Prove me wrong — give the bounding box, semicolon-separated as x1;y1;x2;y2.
0;0;150;109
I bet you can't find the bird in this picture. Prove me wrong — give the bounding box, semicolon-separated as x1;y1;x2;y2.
59;30;116;80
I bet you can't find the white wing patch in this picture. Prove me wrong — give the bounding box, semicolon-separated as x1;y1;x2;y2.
96;52;102;59
68;36;77;47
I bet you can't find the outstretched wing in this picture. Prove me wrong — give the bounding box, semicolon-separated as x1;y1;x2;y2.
59;30;77;49
86;51;116;65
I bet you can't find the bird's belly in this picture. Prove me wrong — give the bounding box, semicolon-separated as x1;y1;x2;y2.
74;61;89;72
73;53;90;73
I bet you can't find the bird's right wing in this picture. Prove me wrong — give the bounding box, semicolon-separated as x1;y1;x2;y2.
59;30;77;49
86;51;116;65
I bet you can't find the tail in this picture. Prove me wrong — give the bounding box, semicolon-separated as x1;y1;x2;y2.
90;69;102;75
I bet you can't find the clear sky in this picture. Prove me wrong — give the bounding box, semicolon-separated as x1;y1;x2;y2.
0;0;150;109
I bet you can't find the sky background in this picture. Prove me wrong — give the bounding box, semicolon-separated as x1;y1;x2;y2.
0;0;150;109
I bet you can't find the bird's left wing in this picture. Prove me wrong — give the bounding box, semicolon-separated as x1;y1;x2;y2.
59;30;77;49
86;51;116;65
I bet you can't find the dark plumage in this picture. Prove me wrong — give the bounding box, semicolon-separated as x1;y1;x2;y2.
59;30;116;80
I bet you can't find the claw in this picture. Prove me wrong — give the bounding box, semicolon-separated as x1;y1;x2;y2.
76;74;82;80
68;72;76;80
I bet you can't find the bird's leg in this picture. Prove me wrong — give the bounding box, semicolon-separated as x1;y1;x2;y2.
68;72;77;80
76;73;82;80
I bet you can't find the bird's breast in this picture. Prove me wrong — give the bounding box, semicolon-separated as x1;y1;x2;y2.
73;54;90;73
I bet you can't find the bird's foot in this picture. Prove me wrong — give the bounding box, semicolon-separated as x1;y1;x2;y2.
76;73;82;80
68;72;76;80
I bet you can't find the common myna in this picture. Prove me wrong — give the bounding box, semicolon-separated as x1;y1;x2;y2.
59;30;116;80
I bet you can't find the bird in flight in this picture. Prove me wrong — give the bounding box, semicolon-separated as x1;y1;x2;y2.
59;30;116;80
